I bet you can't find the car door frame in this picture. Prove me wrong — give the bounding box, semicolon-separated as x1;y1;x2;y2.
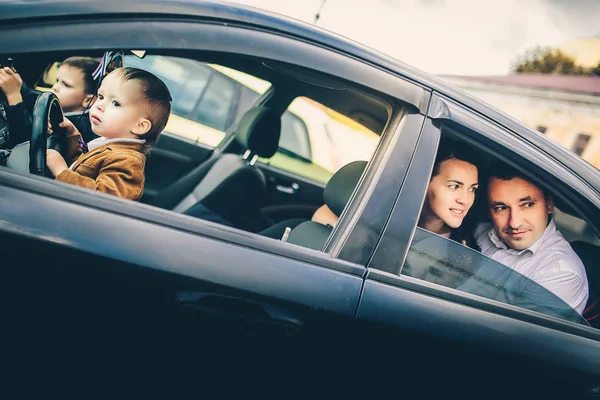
0;12;429;326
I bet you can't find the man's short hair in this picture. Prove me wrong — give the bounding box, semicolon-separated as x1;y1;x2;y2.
486;161;550;199
110;67;172;149
61;56;100;95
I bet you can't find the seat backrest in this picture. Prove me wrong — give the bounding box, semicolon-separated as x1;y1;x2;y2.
570;240;600;325
154;106;281;231
288;160;367;250
177;153;267;230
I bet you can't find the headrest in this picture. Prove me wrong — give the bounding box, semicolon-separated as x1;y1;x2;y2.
235;106;281;158
324;161;367;217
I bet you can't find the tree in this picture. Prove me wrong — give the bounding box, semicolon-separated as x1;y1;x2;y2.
511;46;591;75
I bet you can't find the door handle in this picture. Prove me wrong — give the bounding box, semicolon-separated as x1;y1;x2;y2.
275;182;299;195
176;291;304;337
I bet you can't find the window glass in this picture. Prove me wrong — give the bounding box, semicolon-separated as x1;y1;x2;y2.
192;73;236;131
280;111;311;160
262;96;381;184
554;207;600;245
36;61;61;89
123;55;271;147
402;228;588;325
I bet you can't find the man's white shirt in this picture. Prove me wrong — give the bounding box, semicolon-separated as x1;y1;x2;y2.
475;219;589;314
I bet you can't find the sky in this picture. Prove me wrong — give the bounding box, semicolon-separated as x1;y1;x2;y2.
231;0;600;76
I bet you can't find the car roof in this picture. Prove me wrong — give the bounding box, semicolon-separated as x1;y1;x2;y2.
2;0;599;191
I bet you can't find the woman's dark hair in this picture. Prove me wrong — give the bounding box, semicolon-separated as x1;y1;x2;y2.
431;137;480;179
433;137;481;250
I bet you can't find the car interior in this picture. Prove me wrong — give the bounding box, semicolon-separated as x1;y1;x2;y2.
1;48;599;329
0;49;391;240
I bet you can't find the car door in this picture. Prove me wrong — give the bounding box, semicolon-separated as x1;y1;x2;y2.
356;99;600;397
0;6;427;392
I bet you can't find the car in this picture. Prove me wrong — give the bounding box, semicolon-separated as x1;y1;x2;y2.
0;0;599;397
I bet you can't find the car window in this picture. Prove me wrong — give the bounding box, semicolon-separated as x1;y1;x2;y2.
261;96;381;184
191;72;237;131
280;111;311;161
35;61;61;89
402;227;588;325
122;55;271;147
554;206;600;245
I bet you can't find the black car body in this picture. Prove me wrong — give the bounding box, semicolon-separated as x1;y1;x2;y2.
1;1;599;397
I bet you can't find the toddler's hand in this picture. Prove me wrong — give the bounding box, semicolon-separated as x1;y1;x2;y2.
57;118;78;136
46;149;68;177
0;67;23;105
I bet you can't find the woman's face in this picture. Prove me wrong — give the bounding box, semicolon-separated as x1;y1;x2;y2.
424;159;479;229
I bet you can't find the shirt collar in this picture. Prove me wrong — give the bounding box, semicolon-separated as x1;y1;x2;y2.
487;217;556;255
488;227;509;250
87;137;146;152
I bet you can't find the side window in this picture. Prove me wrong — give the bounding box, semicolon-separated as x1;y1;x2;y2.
280;111;311;161
262;96;381;184
191;73;237;131
169;68;211;117
123;55;271;148
554;206;600;245
35;61;61;90
403;228;588;325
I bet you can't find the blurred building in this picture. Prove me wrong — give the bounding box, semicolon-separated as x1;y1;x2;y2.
441;74;600;168
441;36;600;168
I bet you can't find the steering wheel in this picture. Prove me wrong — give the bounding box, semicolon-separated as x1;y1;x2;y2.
0;91;10;146
5;91;68;175
29;92;68;176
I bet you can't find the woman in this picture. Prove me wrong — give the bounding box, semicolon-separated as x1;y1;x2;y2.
402;138;480;288
417;138;479;248
312;138;480;247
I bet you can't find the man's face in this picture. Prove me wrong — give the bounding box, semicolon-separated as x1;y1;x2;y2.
488;176;553;250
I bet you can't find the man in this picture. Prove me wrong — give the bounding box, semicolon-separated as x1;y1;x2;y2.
474;163;589;314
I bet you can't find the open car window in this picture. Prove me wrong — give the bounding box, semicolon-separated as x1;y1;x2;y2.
261;96;381;184
403;227;588;325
